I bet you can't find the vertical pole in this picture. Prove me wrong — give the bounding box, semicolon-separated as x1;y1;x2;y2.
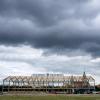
38;80;40;93
46;79;47;93
2;80;4;94
58;80;59;93
15;81;16;94
46;80;47;93
63;80;64;93
12;81;14;93
8;80;10;93
17;81;19;93
94;80;95;91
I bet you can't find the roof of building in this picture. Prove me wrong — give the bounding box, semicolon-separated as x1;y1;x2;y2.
3;74;95;82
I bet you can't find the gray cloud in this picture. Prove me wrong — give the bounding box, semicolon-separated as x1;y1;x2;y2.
0;0;100;57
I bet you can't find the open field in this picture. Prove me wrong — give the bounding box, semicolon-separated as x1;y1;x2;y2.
0;95;100;100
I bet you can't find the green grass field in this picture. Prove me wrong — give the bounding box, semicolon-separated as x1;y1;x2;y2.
0;95;100;100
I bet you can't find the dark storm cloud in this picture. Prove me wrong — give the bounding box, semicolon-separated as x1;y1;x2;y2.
0;0;100;57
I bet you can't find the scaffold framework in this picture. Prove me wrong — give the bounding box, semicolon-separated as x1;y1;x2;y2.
2;73;95;94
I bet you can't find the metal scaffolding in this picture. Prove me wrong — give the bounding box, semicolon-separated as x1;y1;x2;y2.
2;73;95;94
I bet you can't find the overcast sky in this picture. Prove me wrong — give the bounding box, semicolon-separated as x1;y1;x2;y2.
0;0;100;84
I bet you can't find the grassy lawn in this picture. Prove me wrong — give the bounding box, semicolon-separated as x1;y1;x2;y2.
0;95;100;100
